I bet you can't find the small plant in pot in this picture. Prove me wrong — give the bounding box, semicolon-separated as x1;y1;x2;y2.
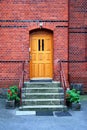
6;85;20;108
66;89;81;110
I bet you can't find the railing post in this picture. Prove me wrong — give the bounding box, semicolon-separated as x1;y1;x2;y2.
19;61;25;106
22;61;25;87
19;79;22;106
59;61;62;87
58;60;66;105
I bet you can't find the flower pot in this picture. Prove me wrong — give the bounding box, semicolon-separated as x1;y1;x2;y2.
15;100;20;107
6;99;15;109
71;102;81;110
66;100;72;108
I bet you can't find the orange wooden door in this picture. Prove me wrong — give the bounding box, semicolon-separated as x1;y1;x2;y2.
30;32;53;79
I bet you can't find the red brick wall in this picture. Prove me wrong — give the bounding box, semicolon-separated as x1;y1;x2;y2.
69;0;87;92
0;0;68;20
0;0;69;88
54;27;68;81
0;28;29;61
0;0;87;92
69;0;86;60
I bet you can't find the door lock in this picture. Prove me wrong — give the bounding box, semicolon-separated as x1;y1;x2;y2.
30;55;32;59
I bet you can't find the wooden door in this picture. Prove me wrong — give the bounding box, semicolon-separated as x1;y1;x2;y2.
30;31;53;79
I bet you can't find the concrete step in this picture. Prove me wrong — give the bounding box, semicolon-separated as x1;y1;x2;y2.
24;81;60;88
19;105;67;111
22;92;64;99
22;87;64;93
20;81;66;111
22;99;64;105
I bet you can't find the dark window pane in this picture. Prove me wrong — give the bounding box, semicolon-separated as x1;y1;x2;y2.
42;39;44;51
38;39;40;51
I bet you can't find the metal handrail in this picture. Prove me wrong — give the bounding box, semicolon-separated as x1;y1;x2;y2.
59;61;68;90
0;60;30;105
18;61;30;105
58;60;87;104
58;61;69;104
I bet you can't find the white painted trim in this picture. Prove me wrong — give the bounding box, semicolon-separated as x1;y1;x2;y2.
16;111;36;116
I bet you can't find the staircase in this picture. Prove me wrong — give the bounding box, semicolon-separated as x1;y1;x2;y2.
19;81;67;111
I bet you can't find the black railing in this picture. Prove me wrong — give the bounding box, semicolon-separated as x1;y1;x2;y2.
58;60;87;94
0;60;30;105
58;61;69;104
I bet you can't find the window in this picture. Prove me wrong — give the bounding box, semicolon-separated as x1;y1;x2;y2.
38;39;44;51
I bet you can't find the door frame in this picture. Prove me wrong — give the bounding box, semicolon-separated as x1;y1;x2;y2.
29;29;53;80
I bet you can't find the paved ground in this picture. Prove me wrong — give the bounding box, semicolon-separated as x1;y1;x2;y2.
0;97;87;130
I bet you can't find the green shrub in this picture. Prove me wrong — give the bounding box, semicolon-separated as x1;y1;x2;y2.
66;89;80;103
7;85;20;101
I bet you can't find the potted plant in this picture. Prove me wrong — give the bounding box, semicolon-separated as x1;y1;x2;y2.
6;85;20;108
66;89;81;110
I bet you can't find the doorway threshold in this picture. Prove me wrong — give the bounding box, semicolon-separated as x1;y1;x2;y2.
30;78;52;82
